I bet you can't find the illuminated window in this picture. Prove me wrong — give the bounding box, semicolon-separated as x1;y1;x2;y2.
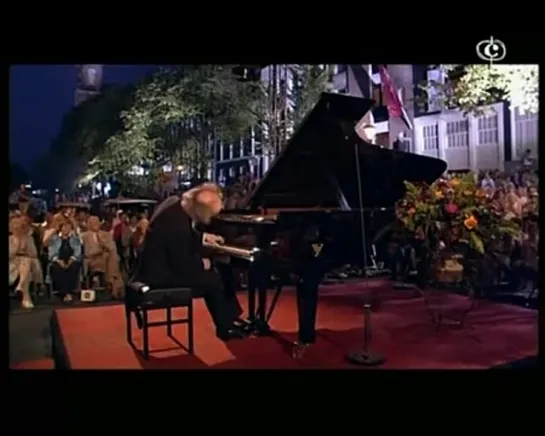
514;107;538;157
86;68;96;86
423;124;439;150
477;114;498;145
446;120;469;148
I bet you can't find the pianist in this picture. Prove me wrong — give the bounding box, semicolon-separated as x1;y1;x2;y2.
133;184;247;341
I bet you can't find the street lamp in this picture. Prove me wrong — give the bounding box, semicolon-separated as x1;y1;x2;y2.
176;165;184;189
357;124;377;143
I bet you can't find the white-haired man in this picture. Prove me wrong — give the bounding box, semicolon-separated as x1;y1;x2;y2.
133;183;246;341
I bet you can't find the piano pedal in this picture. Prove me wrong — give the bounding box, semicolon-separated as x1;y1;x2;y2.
292;342;311;359
233;318;252;332
246;318;272;336
254;321;272;337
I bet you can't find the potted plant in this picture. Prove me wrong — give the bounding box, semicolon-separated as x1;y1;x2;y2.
393;174;520;295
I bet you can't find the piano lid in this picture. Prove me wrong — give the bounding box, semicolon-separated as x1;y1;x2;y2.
246;92;447;210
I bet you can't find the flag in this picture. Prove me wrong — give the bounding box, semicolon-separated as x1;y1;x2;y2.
378;65;413;130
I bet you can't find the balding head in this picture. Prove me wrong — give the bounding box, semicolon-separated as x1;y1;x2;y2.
182;183;223;224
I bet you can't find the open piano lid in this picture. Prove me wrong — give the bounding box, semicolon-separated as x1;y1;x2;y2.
246;92;447;210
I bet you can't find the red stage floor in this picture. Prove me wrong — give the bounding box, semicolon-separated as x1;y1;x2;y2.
53;282;538;369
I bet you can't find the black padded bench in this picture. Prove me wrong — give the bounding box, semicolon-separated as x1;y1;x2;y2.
125;286;194;360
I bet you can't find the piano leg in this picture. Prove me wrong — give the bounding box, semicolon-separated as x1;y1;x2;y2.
293;277;320;358
247;264;271;336
247;271;257;321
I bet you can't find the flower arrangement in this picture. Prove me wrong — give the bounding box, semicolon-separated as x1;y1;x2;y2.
395;174;520;257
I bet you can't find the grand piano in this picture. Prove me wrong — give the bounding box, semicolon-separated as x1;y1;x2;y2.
206;92;447;351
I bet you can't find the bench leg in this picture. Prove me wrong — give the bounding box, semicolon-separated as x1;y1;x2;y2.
142;310;149;360
125;305;132;345
188;301;194;354
166;307;172;337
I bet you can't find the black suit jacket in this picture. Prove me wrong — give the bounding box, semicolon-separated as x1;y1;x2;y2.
135;196;206;288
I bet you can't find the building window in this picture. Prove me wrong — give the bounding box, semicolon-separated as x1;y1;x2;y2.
85;68;96;87
477;114;498;145
423;124;439;150
232;140;241;159
215;139;222;161
243;134;252;156
446;120;469;148
222;143;230;161
514;107;538;157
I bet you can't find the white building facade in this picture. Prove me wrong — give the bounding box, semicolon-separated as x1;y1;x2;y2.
414;65;538;172
414;102;508;172
335;64;539;172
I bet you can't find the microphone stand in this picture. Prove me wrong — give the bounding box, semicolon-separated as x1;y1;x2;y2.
345;142;385;366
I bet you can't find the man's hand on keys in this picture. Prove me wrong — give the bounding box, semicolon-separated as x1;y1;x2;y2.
203;233;224;246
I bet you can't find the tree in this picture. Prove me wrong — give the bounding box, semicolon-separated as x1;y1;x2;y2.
32;83;135;190
289;64;334;125
422;64;539;114
9;162;28;193
99;65;265;186
258;64;333;157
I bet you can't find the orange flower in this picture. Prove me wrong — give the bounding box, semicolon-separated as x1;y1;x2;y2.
463;215;478;230
434;190;444;199
449;178;461;187
475;189;486;198
408;208;416;215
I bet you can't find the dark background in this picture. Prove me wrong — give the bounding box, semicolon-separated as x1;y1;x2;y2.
9;65;157;169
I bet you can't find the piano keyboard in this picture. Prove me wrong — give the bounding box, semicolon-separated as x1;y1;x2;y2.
217;214;277;224
203;241;259;262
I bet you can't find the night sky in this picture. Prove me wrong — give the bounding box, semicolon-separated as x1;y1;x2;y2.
9;65;157;170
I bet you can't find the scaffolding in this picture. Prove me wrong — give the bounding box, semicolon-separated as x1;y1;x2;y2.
264;64;291;158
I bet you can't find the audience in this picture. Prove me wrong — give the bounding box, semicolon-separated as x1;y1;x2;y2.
8;163;537;308
9;215;44;309
222;174;260;210
467;166;538;293
49;221;82;304
81;216;124;299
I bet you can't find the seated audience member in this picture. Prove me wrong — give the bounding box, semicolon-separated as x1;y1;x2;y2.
480;172;495;191
524;190;538;217
49;221;82;303
9;216;44;309
43;213;66;248
513;186;528;216
76;209;89;233
518;221;539;292
18;197;37;221
504;193;519;221
137;210;150;239
111;210;123;235
81;216;124;299
128;215;139;270
113;212;132;272
132;218;146;260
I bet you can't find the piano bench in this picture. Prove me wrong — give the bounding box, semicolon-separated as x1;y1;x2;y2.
125;287;194;360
